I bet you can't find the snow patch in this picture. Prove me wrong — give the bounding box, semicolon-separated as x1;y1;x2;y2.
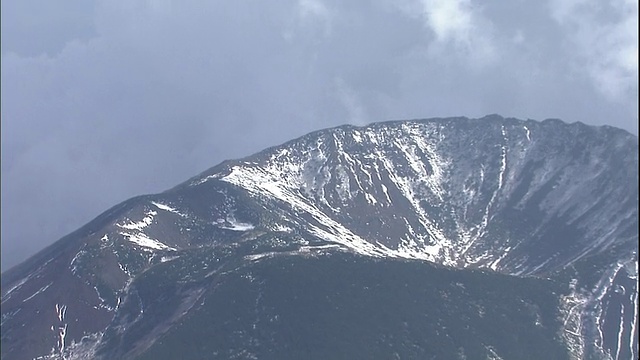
246;253;273;261
352;130;363;143
217;217;255;231
151;201;187;217
118;210;156;230
269;223;294;232
160;255;180;263
190;173;222;186
486;346;504;360
120;231;175;251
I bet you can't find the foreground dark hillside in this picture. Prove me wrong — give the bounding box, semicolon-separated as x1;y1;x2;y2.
129;252;570;360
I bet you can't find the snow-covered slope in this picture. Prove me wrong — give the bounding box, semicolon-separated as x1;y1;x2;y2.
192;116;636;275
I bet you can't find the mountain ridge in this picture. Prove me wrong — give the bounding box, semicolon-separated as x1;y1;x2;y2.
1;115;637;360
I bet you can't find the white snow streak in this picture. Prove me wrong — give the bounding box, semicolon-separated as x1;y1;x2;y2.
160;255;180;263
120;232;175;251
246;253;273;261
54;304;69;354
57;323;68;354
70;249;86;274
190;173;220;186
615;297;625;360
246;244;346;262
486;346;504;360
2;277;30;304
631;288;638;358
218;218;255;231
22;282;53;302
488;247;511;271
118;210;156;230
588;262;627;353
151;201;187;217
56;303;67;322
380;183;392;203
299;244;343;252
498;125;508;190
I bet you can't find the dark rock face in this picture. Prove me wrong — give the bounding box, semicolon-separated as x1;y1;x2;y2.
1;115;637;360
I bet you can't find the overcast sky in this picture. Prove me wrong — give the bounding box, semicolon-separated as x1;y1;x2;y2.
1;0;637;271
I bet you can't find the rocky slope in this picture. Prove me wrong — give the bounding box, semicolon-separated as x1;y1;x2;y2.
1;115;637;359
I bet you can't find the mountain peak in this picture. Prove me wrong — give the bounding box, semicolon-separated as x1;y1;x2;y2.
2;116;637;360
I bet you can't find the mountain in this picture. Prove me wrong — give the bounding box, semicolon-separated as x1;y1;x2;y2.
1;115;637;360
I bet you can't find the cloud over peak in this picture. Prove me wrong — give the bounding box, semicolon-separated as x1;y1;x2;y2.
549;0;638;101
398;0;497;66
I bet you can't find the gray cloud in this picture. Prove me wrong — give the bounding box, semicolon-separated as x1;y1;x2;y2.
1;0;637;271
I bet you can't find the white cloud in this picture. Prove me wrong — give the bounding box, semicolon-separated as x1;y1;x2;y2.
549;0;638;101
299;0;330;19
403;0;497;66
422;0;474;42
297;0;333;37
